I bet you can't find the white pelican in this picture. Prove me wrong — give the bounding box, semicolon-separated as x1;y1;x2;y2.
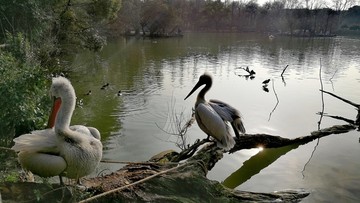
184;73;245;150
12;77;103;184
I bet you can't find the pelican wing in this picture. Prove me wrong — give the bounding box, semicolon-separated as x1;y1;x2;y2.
196;103;227;142
12;129;59;154
209;99;246;137
70;125;100;140
195;103;235;150
209;99;241;121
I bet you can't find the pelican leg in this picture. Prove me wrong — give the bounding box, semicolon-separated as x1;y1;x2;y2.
77;178;82;185
59;175;64;185
231;123;240;138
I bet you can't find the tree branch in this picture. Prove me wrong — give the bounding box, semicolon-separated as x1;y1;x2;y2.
320;89;360;108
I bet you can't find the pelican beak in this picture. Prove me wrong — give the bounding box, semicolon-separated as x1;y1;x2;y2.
184;80;203;100
47;96;61;128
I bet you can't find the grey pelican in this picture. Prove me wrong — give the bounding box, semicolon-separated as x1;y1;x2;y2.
12;77;103;184
184;73;245;150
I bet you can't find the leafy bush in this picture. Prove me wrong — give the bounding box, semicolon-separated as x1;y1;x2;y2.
0;0;122;142
0;34;50;142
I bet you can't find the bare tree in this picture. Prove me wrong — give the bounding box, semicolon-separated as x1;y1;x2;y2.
331;0;356;11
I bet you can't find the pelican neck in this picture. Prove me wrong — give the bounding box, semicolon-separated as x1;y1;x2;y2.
197;81;212;103
55;93;75;131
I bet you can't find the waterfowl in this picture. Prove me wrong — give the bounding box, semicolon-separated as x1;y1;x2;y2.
184;73;245;150
12;77;102;184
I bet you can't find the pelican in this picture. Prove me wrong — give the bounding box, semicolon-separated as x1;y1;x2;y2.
184;73;245;150
12;77;103;184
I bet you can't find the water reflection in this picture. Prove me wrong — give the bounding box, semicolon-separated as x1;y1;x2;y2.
223;144;300;189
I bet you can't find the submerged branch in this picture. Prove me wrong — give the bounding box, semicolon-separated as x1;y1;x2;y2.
268;79;279;121
317;112;356;125
281;65;289;86
281;65;289;77
319;90;360;127
320;89;360;109
329;70;338;91
318;59;325;130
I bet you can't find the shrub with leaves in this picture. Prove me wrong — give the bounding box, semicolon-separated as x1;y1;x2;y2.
0;35;50;143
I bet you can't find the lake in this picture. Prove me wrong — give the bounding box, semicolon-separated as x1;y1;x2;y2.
68;33;360;202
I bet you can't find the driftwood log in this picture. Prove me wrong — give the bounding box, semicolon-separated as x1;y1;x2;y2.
1;124;356;203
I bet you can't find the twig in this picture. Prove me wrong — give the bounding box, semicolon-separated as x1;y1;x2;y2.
281;65;289;77
79;162;189;203
318;59;325;130
268;79;279;121
20;185;69;203
0;146;13;151
316;112;355;125
155;96;194;150
329;70;337;91
100;160;178;165
171;139;209;162
281;65;289;86
301;138;320;178
320;90;360;108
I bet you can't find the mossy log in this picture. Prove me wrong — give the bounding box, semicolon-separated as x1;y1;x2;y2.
0;124;356;202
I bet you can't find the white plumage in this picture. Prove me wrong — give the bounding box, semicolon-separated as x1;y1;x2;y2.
185;73;245;150
12;77;102;183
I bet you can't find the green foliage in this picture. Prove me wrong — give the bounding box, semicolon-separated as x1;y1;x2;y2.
51;0;122;52
0;1;122;140
0;35;50;139
3;171;20;182
0;0;53;40
89;0;122;21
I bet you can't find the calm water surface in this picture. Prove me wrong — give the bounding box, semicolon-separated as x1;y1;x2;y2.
68;33;360;202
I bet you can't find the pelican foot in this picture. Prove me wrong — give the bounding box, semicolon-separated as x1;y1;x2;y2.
75;184;88;191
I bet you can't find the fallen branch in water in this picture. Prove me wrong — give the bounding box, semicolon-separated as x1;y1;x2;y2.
281;65;289;77
320;89;360;108
320;89;360;126
281;65;289;85
318;59;325;130
268;79;279;121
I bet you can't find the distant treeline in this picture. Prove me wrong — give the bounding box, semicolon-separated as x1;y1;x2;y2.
113;0;360;37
